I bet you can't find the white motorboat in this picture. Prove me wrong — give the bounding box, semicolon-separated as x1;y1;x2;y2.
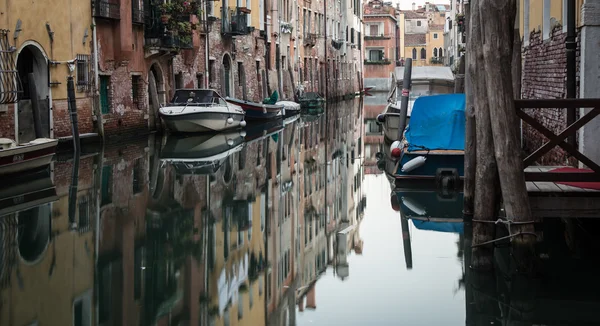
159;89;246;133
0;138;58;176
276;100;301;117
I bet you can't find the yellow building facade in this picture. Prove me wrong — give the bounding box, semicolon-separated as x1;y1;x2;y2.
519;0;583;42
427;26;445;65
0;0;94;142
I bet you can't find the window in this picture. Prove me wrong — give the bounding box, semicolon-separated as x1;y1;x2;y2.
131;75;143;109
78;195;90;233
76;54;92;91
133;158;143;193
238;62;244;86
101;165;113;205
421;48;426;59
369;24;379;36
209;60;215;83
433;33;438;39
412;48;417;60
368;49;383;61
417;20;422;26
433;48;438;57
365;119;382;134
439;47;443;57
175;72;183;89
99;75;110;114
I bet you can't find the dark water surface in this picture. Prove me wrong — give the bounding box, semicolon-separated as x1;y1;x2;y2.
2;97;600;326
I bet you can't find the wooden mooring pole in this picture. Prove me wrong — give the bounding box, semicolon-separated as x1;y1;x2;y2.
463;0;475;217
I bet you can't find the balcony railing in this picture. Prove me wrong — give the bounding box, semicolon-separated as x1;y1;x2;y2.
365;34;392;40
430;56;445;64
145;32;193;49
364;59;391;65
222;7;250;35
304;33;317;47
132;5;144;24
93;0;120;20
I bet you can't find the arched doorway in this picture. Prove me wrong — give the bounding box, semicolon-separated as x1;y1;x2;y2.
148;63;165;129
222;54;232;97
16;44;50;143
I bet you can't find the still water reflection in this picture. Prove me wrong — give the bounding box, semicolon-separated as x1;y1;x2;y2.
2;97;600;326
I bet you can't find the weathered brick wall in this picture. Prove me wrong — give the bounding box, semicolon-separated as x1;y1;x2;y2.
521;26;580;166
53;156;96;195
53;98;95;138
0;104;15;140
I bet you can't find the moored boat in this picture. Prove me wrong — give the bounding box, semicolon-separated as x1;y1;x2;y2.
225;97;283;120
393;94;466;186
0;138;58;176
276;100;301;117
159;89;246;133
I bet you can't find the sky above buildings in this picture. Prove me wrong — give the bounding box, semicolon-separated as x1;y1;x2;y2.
398;0;450;10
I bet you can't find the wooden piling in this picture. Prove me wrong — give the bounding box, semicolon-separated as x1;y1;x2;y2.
479;0;534;242
463;1;476;217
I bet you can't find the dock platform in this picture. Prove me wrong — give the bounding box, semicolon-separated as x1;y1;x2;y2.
526;166;600;218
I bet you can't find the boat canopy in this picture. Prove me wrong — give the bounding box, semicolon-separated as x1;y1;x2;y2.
405;93;466;151
411;219;464;234
170;89;222;105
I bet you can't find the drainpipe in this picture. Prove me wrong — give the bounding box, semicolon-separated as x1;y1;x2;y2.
566;0;576;146
92;18;104;137
204;0;210;88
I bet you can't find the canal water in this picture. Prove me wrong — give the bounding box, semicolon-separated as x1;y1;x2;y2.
2;96;600;325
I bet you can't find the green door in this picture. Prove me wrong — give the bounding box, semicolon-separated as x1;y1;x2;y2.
100;76;109;114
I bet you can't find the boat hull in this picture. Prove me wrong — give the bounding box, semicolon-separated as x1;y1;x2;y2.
160;111;245;133
226;98;283;120
395;150;465;180
381;103;402;142
0;138;58;176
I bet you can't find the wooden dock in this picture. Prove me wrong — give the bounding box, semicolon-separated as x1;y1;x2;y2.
526;166;600;218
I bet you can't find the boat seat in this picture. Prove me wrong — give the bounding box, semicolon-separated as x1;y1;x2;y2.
0;138;16;150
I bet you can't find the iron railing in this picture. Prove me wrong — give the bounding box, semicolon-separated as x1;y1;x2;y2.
132;8;144;24
93;0;121;20
222;8;249;35
0;30;20;104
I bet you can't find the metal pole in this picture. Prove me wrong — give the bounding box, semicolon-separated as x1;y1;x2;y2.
67;76;81;152
397;58;413;139
566;0;576;146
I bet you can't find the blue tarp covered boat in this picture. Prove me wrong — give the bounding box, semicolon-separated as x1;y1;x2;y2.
395;94;466;181
395;188;464;235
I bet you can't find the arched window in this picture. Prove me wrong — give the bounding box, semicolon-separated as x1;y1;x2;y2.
420;48;426;59
433;48;438;57
439;47;443;57
412;48;417;60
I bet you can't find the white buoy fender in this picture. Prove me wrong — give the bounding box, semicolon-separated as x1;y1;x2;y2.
401;156;427;172
401;196;427;216
227;139;234;146
227;117;234;124
391;140;401;149
240;120;247;127
240;130;247;137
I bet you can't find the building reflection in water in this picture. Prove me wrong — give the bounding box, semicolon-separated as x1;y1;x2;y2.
0;98;367;326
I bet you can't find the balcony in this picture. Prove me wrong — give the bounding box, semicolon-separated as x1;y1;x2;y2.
364;34;392;40
132;3;144;24
430;56;445;64
222;7;250;35
364;59;391;65
93;0;120;20
304;33;317;47
145;12;193;51
145;32;193;50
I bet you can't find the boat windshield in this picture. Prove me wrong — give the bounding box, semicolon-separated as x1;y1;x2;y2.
170;90;224;105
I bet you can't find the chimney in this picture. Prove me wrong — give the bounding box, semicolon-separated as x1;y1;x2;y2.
412;2;415;10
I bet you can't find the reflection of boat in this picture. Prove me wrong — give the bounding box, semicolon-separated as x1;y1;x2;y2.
0;138;58;176
225;97;283;120
298;92;325;113
276;100;301;117
394;186;464;234
159;89;246;133
243;118;284;143
0;168;58;217
300;113;323;123
394;94;466;184
159;131;245;175
283;112;300;126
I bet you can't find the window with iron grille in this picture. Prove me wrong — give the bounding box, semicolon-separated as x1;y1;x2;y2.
78;194;91;233
76;54;92;91
131;75;143;109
